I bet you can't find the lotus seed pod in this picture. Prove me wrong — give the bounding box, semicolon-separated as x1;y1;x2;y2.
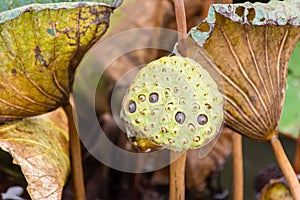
120;56;224;152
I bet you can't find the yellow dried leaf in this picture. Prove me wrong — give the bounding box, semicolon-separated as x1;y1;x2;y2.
0;108;69;200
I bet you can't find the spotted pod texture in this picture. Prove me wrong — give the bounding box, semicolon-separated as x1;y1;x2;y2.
120;56;224;152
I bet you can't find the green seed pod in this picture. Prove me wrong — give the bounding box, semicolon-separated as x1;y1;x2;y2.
120;56;224;152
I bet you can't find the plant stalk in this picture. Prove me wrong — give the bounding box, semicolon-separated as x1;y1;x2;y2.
270;135;300;200
174;0;187;56
63;104;86;200
170;1;187;200
294;132;300;174
170;152;187;200
232;133;244;200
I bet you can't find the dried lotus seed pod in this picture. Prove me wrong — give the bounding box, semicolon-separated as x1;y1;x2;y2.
120;56;224;152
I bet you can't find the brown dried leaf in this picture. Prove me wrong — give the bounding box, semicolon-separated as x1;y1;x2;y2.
0;108;70;200
190;2;300;140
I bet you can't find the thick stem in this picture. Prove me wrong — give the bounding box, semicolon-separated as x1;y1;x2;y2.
63;104;86;200
232;133;244;200
270;135;300;200
170;152;187;200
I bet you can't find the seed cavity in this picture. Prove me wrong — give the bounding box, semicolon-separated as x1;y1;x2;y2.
192;103;200;112
168;139;174;144
165;102;174;111
133;86;139;91
138;94;146;102
174;87;179;93
164;88;171;98
151;122;155;128
182;138;188;144
193;136;200;142
141;109;147;115
149;92;159;103
152;108;159;116
179;97;186;105
206;128;212;135
135;119;141;124
173;129;178;135
205;103;212;109
162;68;166;72
144;126;149;131
161;127;167;133
197;114;208;125
128;101;136;113
175;112;186;124
188;123;196;132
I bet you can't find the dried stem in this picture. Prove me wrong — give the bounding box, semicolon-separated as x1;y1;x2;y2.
294;134;300;173
174;0;187;56
170;1;187;200
232;133;244;200
270;135;300;200
63;104;86;200
170;152;187;200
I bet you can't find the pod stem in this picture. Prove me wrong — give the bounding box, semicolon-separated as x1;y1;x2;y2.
232;133;244;200
270;135;300;200
170;152;187;200
63;104;86;200
174;0;187;56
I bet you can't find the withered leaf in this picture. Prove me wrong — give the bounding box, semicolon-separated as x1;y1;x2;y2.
189;1;300;141
0;108;70;200
0;1;121;121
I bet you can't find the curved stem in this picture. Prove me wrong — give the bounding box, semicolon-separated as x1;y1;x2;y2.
170;152;187;200
232;133;244;200
270;135;300;200
63;104;86;200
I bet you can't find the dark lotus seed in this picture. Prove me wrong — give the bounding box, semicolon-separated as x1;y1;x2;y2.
128;101;136;113
197;114;208;125
149;92;159;103
175;112;186;124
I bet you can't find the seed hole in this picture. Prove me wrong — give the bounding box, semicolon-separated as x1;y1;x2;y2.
141;109;147;115
193;136;200;142
182;138;188;144
179;97;186;105
175;112;186;124
206;128;212;135
149;92;159;103
197;114;208;125
138;94;146;102
205;103;212;109
161;127;167;133
188;123;196;132
165;88;171;97
168;139;174;144
128;101;136;113
165;102;174;111
152;108;159;116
